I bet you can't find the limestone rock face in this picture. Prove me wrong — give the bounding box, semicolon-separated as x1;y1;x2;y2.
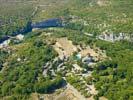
98;32;133;42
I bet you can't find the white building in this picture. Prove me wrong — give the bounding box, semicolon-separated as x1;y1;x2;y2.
72;64;83;73
16;34;24;41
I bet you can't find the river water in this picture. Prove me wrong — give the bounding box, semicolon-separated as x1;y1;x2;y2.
0;18;63;45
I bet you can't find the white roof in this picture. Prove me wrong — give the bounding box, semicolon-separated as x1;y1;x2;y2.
16;34;24;40
72;64;82;70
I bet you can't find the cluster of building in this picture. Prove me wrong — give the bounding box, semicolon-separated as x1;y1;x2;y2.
98;32;133;42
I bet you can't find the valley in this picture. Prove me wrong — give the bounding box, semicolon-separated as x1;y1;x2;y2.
0;0;133;100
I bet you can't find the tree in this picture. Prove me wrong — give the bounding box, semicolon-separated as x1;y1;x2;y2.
33;39;45;47
1;82;14;96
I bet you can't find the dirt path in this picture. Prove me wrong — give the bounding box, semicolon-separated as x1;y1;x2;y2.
55;83;86;100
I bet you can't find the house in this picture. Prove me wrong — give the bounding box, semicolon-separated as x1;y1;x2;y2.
82;53;94;64
72;64;83;73
76;53;82;60
16;34;24;41
98;30;115;42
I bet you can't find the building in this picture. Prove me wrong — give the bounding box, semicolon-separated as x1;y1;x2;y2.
16;34;24;41
72;64;83;73
82;53;94;64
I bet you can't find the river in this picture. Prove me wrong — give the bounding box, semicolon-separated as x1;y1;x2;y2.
0;18;63;45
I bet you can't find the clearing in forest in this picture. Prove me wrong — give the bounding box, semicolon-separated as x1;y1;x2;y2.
53;37;77;59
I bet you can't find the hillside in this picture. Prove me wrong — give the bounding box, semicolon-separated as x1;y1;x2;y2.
0;0;133;100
